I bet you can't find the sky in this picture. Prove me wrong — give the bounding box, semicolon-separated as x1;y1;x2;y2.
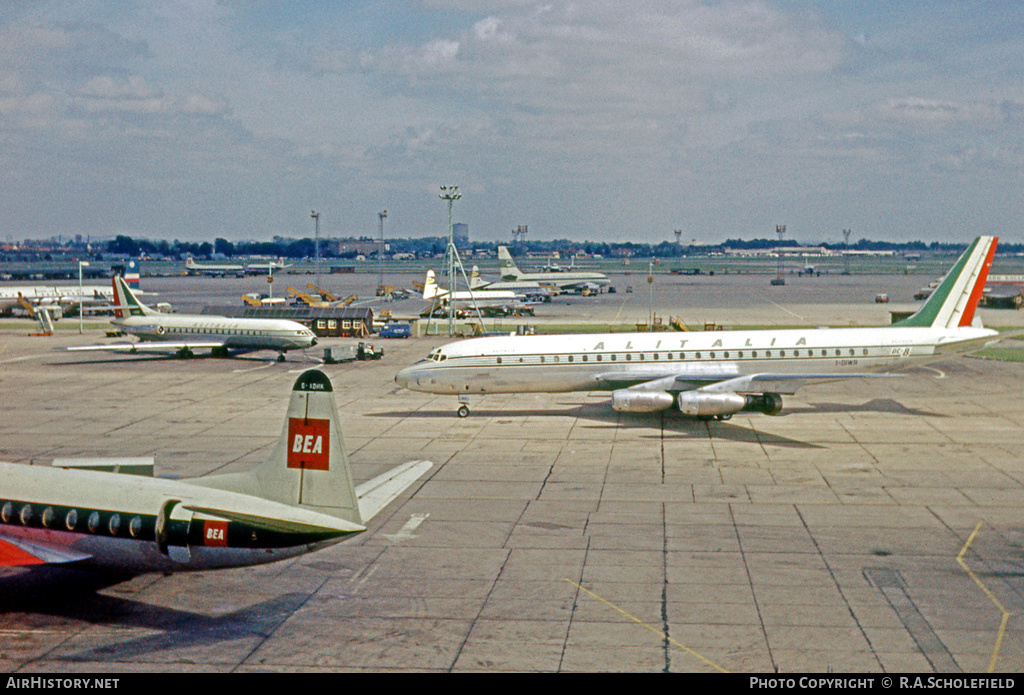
1;1;1022;245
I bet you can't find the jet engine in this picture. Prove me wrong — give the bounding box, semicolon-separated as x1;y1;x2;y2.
677;391;747;417
611;389;675;413
612;389;784;417
743;392;783;416
677;391;784;417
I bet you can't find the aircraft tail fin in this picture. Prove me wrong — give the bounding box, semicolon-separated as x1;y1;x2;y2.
497;246;523;280
193;370;431;527
894;236;997;329
125;258;141;289
195;370;363;525
112;275;156;318
470;265;484;289
423;270;441;299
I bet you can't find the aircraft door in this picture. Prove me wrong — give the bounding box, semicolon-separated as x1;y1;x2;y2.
156;499;193;563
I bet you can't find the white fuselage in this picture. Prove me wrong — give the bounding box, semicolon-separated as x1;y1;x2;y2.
114;314;317;352
0;285;114;313
0;462;359;573
396;325;999;395
503;270;607;289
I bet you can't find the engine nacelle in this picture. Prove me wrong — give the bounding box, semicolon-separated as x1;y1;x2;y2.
612;389;675;413
677;391;747;417
742;392;783;416
678;391;785;417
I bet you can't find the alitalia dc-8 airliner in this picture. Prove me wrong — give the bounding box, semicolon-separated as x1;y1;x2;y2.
397;236;1000;419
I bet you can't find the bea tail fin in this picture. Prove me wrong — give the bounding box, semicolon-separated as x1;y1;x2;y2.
894;236;996;329
192;370;430;527
194;370;362;525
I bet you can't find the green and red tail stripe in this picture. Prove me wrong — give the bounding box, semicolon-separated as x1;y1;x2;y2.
894;236;997;329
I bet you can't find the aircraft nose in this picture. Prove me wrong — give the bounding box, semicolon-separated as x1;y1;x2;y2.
395;367;412;389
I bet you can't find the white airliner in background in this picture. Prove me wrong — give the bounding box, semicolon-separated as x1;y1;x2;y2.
469;266;556;301
398;237;1000;418
185;257;245;277
497;246;609;293
64;276;317;360
0;258;144;316
422;269;524;309
186;256;292;277
0;370;432;573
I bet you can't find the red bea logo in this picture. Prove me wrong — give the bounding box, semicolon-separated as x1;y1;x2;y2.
287;417;330;470
204;520;228;547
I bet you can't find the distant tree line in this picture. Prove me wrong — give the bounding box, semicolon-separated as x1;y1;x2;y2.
101;234;1023;259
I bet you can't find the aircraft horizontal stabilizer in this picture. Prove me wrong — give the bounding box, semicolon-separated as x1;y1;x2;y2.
61;341;226;353
51;457;154;476
934;333;1006;354
0;536;92;567
356;460;433;523
181;505;365;536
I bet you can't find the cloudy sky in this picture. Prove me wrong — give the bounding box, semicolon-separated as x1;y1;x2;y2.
1;1;1021;245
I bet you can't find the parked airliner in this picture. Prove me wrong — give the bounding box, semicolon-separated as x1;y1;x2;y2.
0;258;144;316
0;370;431;573
185;256;245;277
497;246;608;292
397;237;1000;418
64;276;317;360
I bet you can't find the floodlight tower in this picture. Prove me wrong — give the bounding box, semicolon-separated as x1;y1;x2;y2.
378;210;387;294
512;225;528;255
772;224;786;285
842;229;852;275
311;210;320;287
439;186;462;336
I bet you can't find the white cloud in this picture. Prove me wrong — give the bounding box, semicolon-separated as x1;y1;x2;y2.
0;2;1021;242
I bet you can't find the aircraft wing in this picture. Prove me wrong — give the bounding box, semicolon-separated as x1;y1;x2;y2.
60;341;227;353
688;373;902;395
598;369;900;395
0;535;92;567
356;460;432;523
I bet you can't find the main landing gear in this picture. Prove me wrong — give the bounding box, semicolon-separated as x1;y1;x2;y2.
456;395;471;418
